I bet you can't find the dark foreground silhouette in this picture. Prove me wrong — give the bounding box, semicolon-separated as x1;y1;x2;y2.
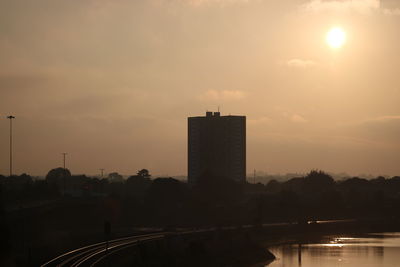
1;169;400;265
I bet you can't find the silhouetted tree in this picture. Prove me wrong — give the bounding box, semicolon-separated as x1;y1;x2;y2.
126;171;151;197
145;178;188;225
137;169;151;179
147;178;186;204
108;172;123;183
46;168;71;185
194;173;243;204
303;170;334;192
283;177;304;193
265;179;281;193
46;168;71;195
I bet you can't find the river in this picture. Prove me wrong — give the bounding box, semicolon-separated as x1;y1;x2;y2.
267;232;400;267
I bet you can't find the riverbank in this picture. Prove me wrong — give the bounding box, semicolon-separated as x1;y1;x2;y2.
98;228;276;267
98;218;400;267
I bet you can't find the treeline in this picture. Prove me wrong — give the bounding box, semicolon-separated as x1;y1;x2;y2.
251;170;400;222
1;169;400;226
2;169;400;266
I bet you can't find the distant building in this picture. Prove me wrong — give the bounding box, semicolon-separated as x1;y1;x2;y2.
188;111;246;185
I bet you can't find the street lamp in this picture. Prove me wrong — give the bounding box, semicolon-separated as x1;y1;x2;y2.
7;115;15;177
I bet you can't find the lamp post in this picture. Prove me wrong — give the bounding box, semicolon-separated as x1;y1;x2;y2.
7;115;15;177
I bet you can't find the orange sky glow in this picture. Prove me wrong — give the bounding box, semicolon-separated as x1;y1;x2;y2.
1;0;400;177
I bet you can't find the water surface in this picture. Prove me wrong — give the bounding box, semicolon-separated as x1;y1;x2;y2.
267;232;400;267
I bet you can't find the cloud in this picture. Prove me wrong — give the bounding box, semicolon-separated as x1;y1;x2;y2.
291;114;308;123
300;0;400;16
382;8;400;15
301;0;380;14
362;115;400;122
160;0;253;7
286;59;317;68
248;116;272;125
351;115;400;144
198;89;246;101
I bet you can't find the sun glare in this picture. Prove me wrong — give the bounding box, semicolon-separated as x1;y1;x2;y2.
326;27;346;49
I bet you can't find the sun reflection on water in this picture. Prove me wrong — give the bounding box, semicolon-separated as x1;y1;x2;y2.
267;233;400;267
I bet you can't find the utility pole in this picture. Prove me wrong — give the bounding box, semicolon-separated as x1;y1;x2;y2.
100;168;105;178
253;169;256;184
62;152;67;169
7;115;15;177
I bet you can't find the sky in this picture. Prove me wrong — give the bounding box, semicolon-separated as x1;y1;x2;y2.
1;0;400;177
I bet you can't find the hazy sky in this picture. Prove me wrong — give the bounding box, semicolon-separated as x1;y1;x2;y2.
1;0;400;177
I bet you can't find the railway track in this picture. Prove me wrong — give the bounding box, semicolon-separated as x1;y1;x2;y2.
41;219;357;266
40;232;165;267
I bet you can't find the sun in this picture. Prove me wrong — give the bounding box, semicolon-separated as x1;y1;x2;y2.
326;27;346;49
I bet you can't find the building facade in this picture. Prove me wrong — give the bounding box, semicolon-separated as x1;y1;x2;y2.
188;111;246;185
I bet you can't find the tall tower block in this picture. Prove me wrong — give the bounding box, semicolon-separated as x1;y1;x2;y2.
188;112;246;185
